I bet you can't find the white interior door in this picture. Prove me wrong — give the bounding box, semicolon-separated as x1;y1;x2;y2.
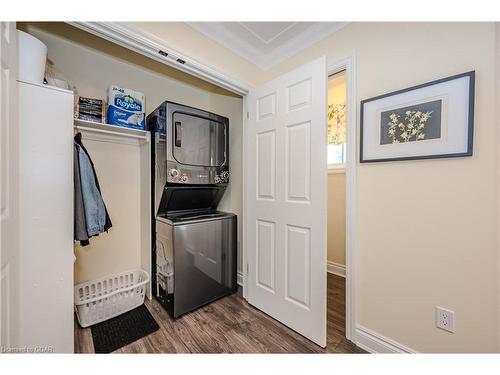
0;22;19;350
246;57;327;346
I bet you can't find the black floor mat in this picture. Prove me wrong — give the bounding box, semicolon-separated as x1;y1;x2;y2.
90;304;160;353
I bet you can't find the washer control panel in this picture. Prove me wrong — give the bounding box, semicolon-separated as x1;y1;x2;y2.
166;164;228;185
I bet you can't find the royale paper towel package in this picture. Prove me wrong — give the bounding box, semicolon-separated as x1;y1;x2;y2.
107;85;145;130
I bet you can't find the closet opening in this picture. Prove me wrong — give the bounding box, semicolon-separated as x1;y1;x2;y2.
16;22;244;353
326;69;349;347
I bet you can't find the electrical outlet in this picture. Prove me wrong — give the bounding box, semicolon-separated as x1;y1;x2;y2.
436;306;455;333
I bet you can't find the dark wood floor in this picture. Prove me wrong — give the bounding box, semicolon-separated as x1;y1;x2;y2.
74;273;366;353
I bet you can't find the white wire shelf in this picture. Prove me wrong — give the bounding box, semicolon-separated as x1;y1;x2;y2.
74;118;149;141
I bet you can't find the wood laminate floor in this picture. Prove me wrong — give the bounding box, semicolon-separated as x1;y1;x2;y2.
74;273;366;354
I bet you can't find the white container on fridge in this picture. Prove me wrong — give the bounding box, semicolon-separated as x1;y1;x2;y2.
17;30;47;84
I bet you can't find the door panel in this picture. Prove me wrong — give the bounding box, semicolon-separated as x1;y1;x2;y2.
256;130;276;200
286;121;310;202
257;93;276;120
285;224;311;309
246;57;327;346
0;21;19;349
256;220;275;292
287;78;312;111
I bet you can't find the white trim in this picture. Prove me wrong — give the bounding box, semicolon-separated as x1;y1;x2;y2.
328;165;346;174
328;53;357;342
67;22;251;96
74;119;149;144
17;79;73;95
237;271;244;287
496;24;500;352
327;261;346;277
239;22;297;45
242;96;249;300
187;22;349;70
355;325;418;353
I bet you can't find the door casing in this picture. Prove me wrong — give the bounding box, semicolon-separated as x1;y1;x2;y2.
326;53;357;341
0;21;19;350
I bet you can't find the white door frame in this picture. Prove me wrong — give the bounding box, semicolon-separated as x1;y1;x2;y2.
68;22;251;96
1;21;20;349
242;96;250;300
327;53;357;341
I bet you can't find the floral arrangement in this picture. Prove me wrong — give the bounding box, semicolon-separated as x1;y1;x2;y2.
327;103;346;145
387;110;433;144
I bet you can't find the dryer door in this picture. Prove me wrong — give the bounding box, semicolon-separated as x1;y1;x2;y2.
172;112;226;168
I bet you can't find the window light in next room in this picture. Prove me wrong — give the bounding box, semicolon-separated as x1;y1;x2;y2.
327;70;347;166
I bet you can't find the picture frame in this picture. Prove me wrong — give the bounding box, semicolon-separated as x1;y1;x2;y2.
360;71;475;163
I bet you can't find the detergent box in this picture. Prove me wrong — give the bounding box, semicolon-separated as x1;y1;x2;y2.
107;85;145;130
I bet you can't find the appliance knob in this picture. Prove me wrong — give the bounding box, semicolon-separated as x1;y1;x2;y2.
169;169;179;178
180;174;188;182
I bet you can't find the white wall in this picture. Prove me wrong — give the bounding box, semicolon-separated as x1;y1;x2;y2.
20;23;244;283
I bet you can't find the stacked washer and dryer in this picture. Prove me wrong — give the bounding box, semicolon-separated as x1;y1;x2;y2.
147;102;237;318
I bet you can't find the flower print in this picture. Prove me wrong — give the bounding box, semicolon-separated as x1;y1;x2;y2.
386;109;433;144
327;103;346;145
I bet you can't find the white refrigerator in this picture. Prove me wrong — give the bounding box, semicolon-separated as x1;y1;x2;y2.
18;80;74;353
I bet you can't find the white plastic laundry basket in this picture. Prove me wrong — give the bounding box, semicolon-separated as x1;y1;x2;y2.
74;269;149;328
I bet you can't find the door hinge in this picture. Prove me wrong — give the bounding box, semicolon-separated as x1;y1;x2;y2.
246;112;249;120
246;263;249;275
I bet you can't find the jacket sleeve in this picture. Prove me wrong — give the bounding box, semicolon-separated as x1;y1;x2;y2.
75;133;112;232
74;142;90;246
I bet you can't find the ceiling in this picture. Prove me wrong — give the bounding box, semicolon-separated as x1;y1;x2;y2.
186;22;348;70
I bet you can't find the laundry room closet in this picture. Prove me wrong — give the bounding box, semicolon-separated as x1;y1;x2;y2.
17;22;243;341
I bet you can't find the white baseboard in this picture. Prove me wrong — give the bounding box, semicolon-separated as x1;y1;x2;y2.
355;325;417;353
327;261;346;277
237;271;244;286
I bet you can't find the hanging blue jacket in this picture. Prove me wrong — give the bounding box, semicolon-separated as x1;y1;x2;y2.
77;143;107;236
74;133;112;245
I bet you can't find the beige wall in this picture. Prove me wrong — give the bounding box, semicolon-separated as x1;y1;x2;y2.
327;172;346;266
127;22;262;86
496;23;500;350
20;23;244;283
265;22;498;353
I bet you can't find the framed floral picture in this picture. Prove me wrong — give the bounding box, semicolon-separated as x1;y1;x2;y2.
360;71;475;162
